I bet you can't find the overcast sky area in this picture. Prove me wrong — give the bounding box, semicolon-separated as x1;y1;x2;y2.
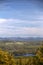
0;0;43;37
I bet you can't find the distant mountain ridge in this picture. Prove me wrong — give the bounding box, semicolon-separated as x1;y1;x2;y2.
0;37;43;41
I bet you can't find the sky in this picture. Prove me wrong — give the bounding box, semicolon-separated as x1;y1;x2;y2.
0;0;43;37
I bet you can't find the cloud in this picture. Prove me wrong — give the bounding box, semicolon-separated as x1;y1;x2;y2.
0;19;7;23
0;18;25;24
0;18;43;27
0;27;43;37
0;18;43;37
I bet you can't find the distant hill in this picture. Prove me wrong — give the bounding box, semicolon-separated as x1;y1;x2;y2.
0;37;43;41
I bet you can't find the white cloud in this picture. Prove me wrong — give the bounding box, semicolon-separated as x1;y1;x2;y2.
0;19;7;23
0;18;43;37
0;27;43;37
0;18;43;25
0;18;25;24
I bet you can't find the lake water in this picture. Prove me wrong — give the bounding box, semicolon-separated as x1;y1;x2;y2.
23;54;35;56
15;53;35;57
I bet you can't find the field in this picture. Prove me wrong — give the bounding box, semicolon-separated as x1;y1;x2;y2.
0;40;43;55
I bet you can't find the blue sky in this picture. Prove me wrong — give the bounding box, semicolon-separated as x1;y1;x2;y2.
0;0;43;37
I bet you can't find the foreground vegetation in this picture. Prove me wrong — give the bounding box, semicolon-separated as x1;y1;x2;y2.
0;49;15;65
0;46;43;65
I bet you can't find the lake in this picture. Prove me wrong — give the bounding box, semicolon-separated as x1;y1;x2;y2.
14;53;35;57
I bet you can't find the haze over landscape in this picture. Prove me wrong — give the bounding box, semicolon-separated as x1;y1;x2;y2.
0;0;43;37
